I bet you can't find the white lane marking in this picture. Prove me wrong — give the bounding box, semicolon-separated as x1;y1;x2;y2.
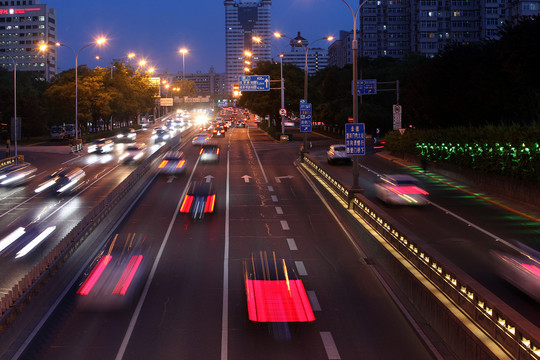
166;176;174;183
247;126;268;184
295;261;307;276
307;290;321;311
280;220;290;230
221;150;231;360
287;238;298;251
320;332;341;360
268;186;274;192
115;156;201;360
271;195;278;202
275;206;283;215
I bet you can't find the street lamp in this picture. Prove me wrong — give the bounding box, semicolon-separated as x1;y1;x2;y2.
54;37;107;140
341;0;368;188
95;56;113;79
179;48;188;80
275;32;333;153
3;53;18;159
253;36;287;136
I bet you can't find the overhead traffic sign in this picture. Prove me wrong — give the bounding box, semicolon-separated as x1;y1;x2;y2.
238;75;270;91
345;123;366;156
299;101;312;133
354;79;377;95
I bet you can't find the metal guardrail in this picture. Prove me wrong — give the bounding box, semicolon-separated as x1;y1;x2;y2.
0;137;176;325
301;154;540;360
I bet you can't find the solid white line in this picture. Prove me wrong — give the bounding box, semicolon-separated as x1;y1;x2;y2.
221;150;231;360
280;220;290;230
275;206;283;215
307;290;321;311
271;195;278;202
115;157;200;359
320;332;341;360
295;261;307;276
247;126;268;184
268;186;274;192
286;238;298;251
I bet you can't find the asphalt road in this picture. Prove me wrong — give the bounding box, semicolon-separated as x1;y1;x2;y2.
14;125;437;360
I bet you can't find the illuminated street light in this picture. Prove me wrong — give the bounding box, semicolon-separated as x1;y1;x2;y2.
275;32;333;152
54;37;108;140
127;52;136;59
179;48;188;80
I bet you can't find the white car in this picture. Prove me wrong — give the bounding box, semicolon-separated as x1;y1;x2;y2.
327;144;351;165
374;174;429;206
192;133;211;145
119;143;146;163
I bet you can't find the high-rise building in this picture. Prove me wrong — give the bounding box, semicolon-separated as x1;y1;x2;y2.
281;32;329;75
328;0;540;67
224;0;272;97
0;0;56;80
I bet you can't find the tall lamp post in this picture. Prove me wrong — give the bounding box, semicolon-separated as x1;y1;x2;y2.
341;0;368;188
4;54;18;159
179;48;188;80
54;37;107;141
253;36;286;136
275;32;333;153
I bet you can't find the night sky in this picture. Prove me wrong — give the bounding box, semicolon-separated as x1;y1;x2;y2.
46;0;355;75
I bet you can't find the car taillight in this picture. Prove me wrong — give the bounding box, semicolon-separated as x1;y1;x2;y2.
158;160;168;168
199;148;204;155
180;195;194;213
77;255;112;295
204;195;216;213
176;160;185;168
112;255;143;296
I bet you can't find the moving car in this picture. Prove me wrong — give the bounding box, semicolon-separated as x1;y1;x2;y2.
50;125;66;140
87;138;114;154
116;128;137;142
0;223;57;259
0;162;37;186
327;144;351;165
374;174;429;206
200;143;219;162
119;142;146;164
77;233;148;309
179;180;216;219
192;132;211;145
34;167;86;195
152;129;170;143
212;125;225;138
158;151;186;175
243;251;315;323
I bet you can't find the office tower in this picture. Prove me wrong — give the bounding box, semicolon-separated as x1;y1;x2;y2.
0;0;56;80
224;0;272;97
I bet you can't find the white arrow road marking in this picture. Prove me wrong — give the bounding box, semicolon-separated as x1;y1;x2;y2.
204;175;214;183
166;176;175;183
241;175;252;183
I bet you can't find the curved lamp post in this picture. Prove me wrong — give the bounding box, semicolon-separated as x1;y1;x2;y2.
253;36;287;136
274;32;333;152
55;37;107;140
341;0;368;188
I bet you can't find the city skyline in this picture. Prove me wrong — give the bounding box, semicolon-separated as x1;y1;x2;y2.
45;0;351;75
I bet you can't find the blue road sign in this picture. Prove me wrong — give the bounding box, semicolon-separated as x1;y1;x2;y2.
345;123;366;155
299;101;312;133
238;75;270;91
355;79;377;95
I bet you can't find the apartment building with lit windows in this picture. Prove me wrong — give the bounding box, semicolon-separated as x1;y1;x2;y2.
0;0;56;80
328;0;540;67
224;0;272;96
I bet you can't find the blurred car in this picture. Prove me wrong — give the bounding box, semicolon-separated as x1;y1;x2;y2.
152;129;170;143
0;162;37;186
77;233;148;310
0;223;57;258
192;132;211;145
374;174;429;206
34;167;86;195
237;121;246;128
491;242;540;302
327;144;351;165
243;251;315;323
212;125;226;138
200;143;219;162
87;138;114;154
119;143;146;164
116;128;137;142
179;180;216;219
158;151;186;175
